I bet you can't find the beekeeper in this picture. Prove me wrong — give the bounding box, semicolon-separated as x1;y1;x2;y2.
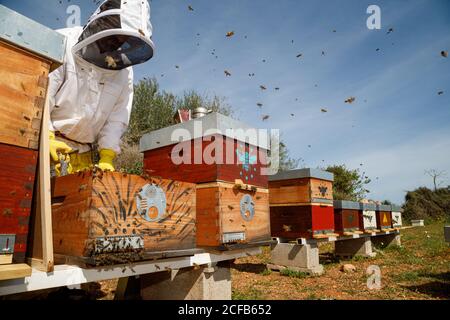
47;0;154;175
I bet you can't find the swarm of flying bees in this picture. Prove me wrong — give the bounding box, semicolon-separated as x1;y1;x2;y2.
345;97;356;104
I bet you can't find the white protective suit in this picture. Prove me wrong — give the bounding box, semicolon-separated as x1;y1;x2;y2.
48;0;155;154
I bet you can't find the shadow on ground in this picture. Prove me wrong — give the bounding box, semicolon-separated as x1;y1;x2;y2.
402;280;450;299
230;262;267;274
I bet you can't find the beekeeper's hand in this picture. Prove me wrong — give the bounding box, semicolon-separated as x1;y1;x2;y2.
97;149;116;171
49;131;72;162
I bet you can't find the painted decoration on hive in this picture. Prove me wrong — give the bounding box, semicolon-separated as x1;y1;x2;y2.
136;184;167;222
318;185;328;197
88;174;194;240
240;194;255;221
236;143;258;182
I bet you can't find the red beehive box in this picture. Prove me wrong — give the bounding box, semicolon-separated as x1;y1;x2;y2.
0;145;37;263
270;204;334;239
376;204;393;230
333;200;363;235
269;169;335;239
140;112;269;188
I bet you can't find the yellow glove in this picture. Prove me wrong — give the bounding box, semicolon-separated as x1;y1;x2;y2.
49;131;72;162
98;149;116;171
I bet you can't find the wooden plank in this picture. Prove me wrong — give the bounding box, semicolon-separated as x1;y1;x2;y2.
0;263;32;281
40;92;54;272
0;254;13;265
29;91;54;272
0;41;50;150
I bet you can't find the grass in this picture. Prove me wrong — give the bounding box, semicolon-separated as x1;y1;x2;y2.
280;268;310;279
259;268;272;276
232;287;264;300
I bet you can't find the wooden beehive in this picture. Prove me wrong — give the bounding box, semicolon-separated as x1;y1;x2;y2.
0;5;65;267
376;204;393;230
196;181;271;249
140;112;269;188
269;168;333;206
269;169;335;239
270;204;334;239
359;203;378;231
390;205;403;228
333;200;362;235
51;171;197;266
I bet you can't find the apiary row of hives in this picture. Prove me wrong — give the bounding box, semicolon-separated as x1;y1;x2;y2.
268;169;403;240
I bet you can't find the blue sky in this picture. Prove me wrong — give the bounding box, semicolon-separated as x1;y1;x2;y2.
2;0;449;204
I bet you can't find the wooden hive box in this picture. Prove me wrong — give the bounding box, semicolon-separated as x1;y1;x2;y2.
376;204;393;230
140;112;269;188
359;203;378;232
269;168;333;206
196;182;271;249
390;204;403;228
0;5;65;267
269;169;335;239
51;171;197;266
270;204;334;239
333;200;362;235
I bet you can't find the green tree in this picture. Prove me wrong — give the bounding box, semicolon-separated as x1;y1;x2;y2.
324;164;371;201
403;187;450;222
125;78;177;145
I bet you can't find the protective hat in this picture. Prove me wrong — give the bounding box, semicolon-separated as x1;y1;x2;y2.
72;0;155;70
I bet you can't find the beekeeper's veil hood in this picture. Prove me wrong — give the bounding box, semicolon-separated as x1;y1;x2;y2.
73;0;154;70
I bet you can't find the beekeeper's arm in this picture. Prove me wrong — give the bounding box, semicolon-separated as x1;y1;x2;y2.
97;69;134;171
